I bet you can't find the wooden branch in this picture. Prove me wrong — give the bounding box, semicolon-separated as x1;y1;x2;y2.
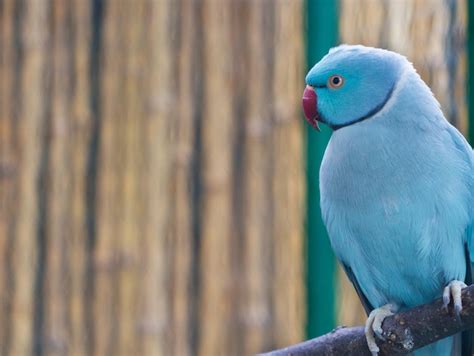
259;284;474;355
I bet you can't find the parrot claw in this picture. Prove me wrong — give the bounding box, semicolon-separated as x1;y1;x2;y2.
443;280;467;320
364;303;397;355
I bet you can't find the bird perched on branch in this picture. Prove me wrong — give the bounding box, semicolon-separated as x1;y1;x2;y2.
303;45;474;355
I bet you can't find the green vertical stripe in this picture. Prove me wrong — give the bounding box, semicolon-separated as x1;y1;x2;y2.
469;0;474;144
305;0;338;338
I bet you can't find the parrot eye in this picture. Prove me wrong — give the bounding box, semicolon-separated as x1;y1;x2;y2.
328;75;344;89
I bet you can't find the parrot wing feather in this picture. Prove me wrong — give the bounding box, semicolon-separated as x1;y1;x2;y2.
342;263;374;316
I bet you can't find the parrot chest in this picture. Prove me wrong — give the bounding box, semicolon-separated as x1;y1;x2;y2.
319;123;469;308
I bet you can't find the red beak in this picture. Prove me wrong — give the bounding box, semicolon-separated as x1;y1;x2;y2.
302;85;321;131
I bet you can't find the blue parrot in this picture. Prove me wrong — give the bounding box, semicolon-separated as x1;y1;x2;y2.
303;45;474;355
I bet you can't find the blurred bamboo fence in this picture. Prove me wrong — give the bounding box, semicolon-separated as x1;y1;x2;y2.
337;0;468;327
0;1;305;355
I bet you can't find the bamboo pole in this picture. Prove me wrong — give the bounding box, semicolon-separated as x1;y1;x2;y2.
9;0;50;354
168;1;197;355
139;1;174;355
198;1;235;354
242;2;273;354
68;1;91;354
272;0;305;348
44;1;73;354
116;1;147;354
93;1;124;354
0;0;16;352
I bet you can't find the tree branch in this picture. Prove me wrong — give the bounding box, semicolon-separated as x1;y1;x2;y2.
259;284;474;355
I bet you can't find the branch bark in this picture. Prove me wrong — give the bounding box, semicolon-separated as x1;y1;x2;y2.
259;284;474;355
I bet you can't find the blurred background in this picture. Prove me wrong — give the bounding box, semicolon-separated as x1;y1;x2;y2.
0;0;471;355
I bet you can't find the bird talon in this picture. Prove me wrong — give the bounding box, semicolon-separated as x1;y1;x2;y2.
442;293;450;309
365;303;397;355
442;280;467;320
372;316;386;340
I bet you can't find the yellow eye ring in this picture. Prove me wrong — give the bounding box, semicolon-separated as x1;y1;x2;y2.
328;75;344;89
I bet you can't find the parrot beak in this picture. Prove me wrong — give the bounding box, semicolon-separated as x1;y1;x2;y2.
302;85;321;131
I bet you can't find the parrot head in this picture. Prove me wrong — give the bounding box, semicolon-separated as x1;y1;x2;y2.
302;45;407;131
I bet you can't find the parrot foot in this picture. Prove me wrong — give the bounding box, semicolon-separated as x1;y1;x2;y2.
364;303;398;355
443;280;467;320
